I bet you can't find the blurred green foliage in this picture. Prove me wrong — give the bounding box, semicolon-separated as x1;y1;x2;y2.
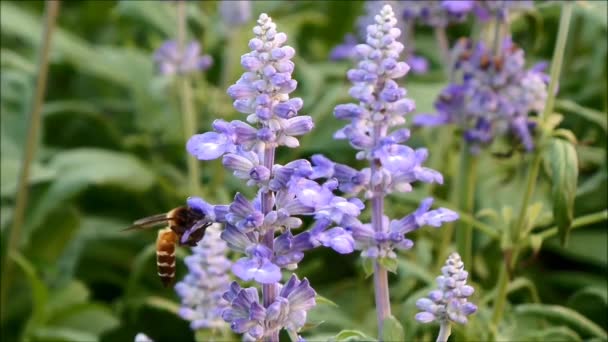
1;1;606;341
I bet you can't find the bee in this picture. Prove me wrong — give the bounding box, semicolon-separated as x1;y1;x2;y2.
124;207;212;287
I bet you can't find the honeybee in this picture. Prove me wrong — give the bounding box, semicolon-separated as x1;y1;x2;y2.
124;207;212;287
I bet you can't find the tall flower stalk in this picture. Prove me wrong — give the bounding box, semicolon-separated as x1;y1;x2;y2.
323;5;458;337
0;0;60;322
185;13;359;341
177;0;201;196
491;1;573;331
414;2;548;268
153;1;213;196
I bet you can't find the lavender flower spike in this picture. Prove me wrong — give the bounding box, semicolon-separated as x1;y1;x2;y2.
416;252;477;342
175;224;232;330
186;12;359;341
327;5;459;337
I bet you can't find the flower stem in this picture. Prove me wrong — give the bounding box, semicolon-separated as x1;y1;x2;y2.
0;0;60;322
512;0;573;249
491;2;573;331
261;145;278;342
371;123;392;339
434;27;450;79
535;210;608;242
454;141;478;269
436;321;452;342
490;254;510;328
177;0;201;196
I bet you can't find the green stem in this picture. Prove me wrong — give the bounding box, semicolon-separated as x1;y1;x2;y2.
526;210;608;247
454;141;478;269
491;2;573;332
512;1;573;251
0;0;60;322
176;0;201;196
538;2;572;123
434;26;450;79
491;255;510;329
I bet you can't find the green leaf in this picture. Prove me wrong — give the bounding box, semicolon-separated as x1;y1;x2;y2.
45;303;120;339
26;148;155;235
554;99;607;132
396;258;435;284
32;327;99;342
552;128;578;145
46;280;90;317
382;316;404;342
544;138;578;246
316;294;339;308
378;257;398;274
11;251;49;339
515;304;607;339
333;329;376;342
144;296;180;316
361;257;374;278
568;286;608;307
523;326;582;342
522;202;545;237
529;234;543;255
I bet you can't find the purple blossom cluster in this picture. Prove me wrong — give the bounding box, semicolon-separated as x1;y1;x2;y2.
184;13;360;339
222;275;315;339
405;0;533;25
219;0;251;27
330;1;534;71
414;37;549;153
402;0;472;27
415;252;477;325
330;1;428;74
321;5;458;260
154;40;213;76
175;224;231;330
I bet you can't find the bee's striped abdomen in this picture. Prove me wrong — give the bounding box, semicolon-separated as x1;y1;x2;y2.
156;227;178;287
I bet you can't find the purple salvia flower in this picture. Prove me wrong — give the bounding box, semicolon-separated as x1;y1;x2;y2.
154;40;213;76
175;224;232;330
219;0;252;27
329;1;429;75
414;37;548;152
472;0;534;22
330;6;458;334
185;13;360;340
222;275;316;339
415;252;477;325
402;0;473;27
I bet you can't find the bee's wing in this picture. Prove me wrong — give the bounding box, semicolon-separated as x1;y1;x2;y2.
179;220;212;245
122;213;169;232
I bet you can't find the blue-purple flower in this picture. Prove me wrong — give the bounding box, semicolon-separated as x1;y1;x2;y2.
175;224;232;330
329;1;429;75
219;0;251;27
184;13;359;339
402;0;473;27
328;4;458;260
416;252;477;325
222;275;316;339
153;40;213;76
414;37;548;152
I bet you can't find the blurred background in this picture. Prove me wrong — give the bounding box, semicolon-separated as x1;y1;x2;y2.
1;1;606;341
